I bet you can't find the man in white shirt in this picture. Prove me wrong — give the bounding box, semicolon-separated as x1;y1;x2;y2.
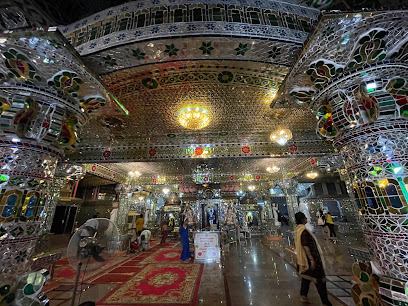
138;229;151;251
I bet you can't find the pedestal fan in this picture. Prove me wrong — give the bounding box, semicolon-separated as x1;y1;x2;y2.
66;218;119;306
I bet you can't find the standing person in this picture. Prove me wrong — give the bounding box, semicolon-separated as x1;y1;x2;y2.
324;211;336;239
160;216;169;245
294;212;332;306
180;220;192;263
136;214;144;237
316;209;327;238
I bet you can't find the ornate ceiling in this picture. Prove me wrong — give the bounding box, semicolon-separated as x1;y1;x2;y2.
5;0;397;184
53;0;331;164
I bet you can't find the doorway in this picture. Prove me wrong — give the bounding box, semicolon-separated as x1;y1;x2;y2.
50;205;78;235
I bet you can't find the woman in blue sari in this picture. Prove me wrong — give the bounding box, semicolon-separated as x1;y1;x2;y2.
180;220;192;262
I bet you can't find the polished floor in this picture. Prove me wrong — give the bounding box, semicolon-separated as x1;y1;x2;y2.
47;231;356;306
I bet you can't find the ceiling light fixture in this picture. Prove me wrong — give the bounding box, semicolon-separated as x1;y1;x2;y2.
248;185;256;191
270;128;292;146
177;105;211;130
163;188;170;195
129;170;141;177
306;171;319;179
267;164;280;173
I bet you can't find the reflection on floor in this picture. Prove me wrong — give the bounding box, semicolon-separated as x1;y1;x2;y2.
224;239;345;306
46;231;357;306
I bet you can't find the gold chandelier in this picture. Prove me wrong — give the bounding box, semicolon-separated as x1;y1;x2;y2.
306;171;319;179
270;128;293;146
267;165;280;173
177;105;211;130
129;170;141;177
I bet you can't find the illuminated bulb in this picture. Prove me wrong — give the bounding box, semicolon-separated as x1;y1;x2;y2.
177;105;211;130
267;165;280;173
270;128;292;146
306;171;318;179
163;188;170;194
129;170;141;177
248;185;256;191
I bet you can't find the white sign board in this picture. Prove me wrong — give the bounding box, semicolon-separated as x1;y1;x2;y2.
194;231;220;262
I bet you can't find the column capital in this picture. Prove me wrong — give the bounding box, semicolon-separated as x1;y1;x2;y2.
0;29;111;155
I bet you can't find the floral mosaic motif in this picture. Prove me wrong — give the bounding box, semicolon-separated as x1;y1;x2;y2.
316;103;337;138
235;43;248;56
199;42;214;55
142;78;159;89
353;85;379;123
132;48;146;60
80;97;106;113
351;262;382;306
306;60;343;89
217;71;234;84
268;46;281;59
348;29;387;69
289;89;315;104
103;55;117;66
164;43;179;57
3;49;41;83
48;71;83;97
58;116;78;152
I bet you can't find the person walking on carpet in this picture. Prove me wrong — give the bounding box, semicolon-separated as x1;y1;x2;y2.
180;220;192;263
294;212;332;306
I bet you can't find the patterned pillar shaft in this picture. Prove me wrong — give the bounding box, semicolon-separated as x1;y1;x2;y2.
276;179;298;229
335;122;408;280
284;11;408;281
115;184;132;235
0;29;109;290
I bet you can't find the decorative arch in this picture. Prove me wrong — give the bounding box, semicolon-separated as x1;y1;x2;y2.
0;189;23;222
151;6;168;25
281;13;297;30
190;3;206;22
21;191;40;219
101;17;116;37
170;4;187;23
246;7;262;25
227;5;245;23
133;9;149;28
117;13;132;31
263;9;281;26
208;4;225;22
88;22;101;41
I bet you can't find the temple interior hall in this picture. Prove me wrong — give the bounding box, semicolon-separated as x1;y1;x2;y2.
0;0;407;305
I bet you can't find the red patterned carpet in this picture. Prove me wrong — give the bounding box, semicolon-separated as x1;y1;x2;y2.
97;263;203;306
52;241;165;283
139;249;182;264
